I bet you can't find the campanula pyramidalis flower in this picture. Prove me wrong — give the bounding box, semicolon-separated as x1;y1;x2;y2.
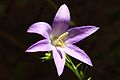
26;4;99;76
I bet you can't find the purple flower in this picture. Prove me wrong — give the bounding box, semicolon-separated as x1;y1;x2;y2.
26;4;99;76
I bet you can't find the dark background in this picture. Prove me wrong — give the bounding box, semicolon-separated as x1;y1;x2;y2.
0;0;120;80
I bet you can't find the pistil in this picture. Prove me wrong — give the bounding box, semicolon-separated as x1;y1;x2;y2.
52;32;69;47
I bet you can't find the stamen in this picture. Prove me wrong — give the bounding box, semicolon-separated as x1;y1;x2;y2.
55;32;69;47
56;39;64;47
57;32;69;40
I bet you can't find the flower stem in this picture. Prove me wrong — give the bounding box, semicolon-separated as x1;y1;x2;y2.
65;55;83;80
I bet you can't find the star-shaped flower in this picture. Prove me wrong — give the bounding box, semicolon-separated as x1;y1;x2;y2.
26;4;99;76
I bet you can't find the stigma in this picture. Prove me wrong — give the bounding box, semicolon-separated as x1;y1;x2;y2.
52;32;69;47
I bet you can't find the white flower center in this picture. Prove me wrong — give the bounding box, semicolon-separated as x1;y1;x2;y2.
51;32;69;47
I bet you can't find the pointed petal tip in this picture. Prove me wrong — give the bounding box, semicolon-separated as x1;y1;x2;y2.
60;4;69;14
25;49;33;52
83;57;93;67
62;4;66;6
95;26;100;30
88;62;93;67
25;46;32;52
25;49;29;52
27;29;32;33
92;26;100;32
58;72;62;76
83;59;93;67
57;66;64;76
25;50;28;52
57;4;70;17
61;4;68;8
27;27;32;33
26;22;52;39
86;26;100;33
91;64;93;67
56;66;63;77
89;26;100;29
25;49;38;52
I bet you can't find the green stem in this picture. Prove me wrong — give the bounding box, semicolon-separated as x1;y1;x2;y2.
65;55;83;80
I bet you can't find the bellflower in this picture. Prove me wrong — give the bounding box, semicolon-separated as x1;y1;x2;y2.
26;4;99;76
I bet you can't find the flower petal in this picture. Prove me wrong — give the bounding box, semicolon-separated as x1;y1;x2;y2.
64;44;93;66
27;22;52;39
25;39;52;52
52;47;65;76
66;26;99;44
51;4;70;37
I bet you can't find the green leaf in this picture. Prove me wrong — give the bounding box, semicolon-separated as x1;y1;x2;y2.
76;63;82;68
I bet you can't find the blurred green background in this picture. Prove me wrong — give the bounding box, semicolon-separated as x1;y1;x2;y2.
0;0;120;80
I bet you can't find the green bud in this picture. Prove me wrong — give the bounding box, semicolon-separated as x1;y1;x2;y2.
40;52;52;62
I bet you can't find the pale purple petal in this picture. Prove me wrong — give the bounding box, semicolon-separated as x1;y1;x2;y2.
27;22;52;39
66;26;99;44
64;44;93;66
25;39;52;52
51;4;70;37
52;47;65;76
